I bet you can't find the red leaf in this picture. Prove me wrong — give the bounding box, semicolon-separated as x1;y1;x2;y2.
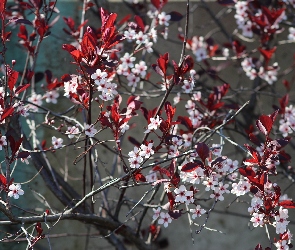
134;171;146;182
168;11;183;22
217;0;235;5
279;200;295;209
195;142;209;162
158;53;169;76
249;133;261;146
62;44;77;53
170;172;180;186
151;0;168;9
254;244;263;250
261;6;285;25
15;84;30;95
111;103;120;124
282;79;290;91
258;47;276;66
243;150;260;166
8;71;19;91
8;136;23;156
81;30;97;55
18;24;28;41
279;94;289;114
101;12;117;35
128;136;141;147
0;0;7;13
154;166;171;177
177;116;193;131
211;156;227;168
164;101;176;125
181;55;194;74
169;159;176;176
41;140;47;150
63;16;75;31
151;64;164;77
127;96;142;112
15;19;33;26
181;160;203;172
61;74;72;82
134;15;145;32
232;40;246;56
1;107;14;121
35;222;43;236
239;166;256;179
167;191;175;209
16;151;30;159
70;50;82;62
168;209;182;219
149;224;158;236
256;115;273;136
0;174;7;186
100;8;109;28
2;31;12;41
118;14;132;26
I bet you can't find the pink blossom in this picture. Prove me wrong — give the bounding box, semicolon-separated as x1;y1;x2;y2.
44;90;59;104
52;136;63;149
28;93;43;111
152;207;161;220
275;207;289;234
84;124;97;137
158;12;171;26
210;188;225;201
174;185;193;203
121;53;136;68
8;184;24;199
250;212;264;227
64;75;79;97
158;212;172;228
0;136;7;150
231;180;251;196
132;61;147;77
66;126;80;139
145;115;162;133
190;205;206;219
139;143;154;158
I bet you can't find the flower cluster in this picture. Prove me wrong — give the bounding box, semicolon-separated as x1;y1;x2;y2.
241;57;279;85
8;184;24;199
128;142;154;168
234;1;285;42
0;135;7;150
279;104;295;137
91;69;117;101
144;116;162;133
117;53;148;89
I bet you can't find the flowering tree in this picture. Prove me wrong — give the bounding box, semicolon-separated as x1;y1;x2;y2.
1;0;295;249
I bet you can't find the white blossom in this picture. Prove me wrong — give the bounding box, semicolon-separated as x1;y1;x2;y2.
158;212;172;227
52;136;63;149
8;184;24;199
144;115;162;133
158;12;171;26
190;205;206;219
84;124;97;137
0;136;7;150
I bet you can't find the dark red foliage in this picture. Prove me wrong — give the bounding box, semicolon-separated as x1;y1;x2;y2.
195;142;210;163
181;161;203;172
279;200;295;209
152;53;169;78
151;0;168;10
